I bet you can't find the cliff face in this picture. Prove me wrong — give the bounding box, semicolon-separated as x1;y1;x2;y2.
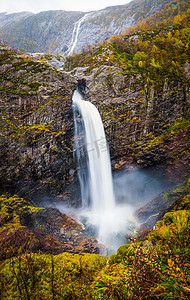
71;65;190;182
0;0;168;54
0;44;78;201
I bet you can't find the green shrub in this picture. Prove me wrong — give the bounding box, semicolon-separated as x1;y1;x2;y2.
0;252;107;300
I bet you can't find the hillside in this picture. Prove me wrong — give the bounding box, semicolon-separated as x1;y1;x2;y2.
0;0;171;54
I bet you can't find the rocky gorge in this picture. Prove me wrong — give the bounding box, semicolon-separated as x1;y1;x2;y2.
65;45;190;229
1;42;189;209
69;63;190;182
0;35;189;252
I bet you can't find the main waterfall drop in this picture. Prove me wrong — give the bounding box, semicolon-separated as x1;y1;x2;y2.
73;90;115;210
73;90;136;248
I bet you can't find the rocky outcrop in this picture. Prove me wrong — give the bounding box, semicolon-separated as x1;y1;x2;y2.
0;206;99;261
0;0;168;54
0;46;78;201
0;195;100;261
136;178;190;233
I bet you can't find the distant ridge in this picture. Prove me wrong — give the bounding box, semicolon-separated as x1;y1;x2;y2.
0;0;169;54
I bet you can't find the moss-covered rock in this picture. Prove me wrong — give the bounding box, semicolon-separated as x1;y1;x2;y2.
172;195;190;211
136;177;190;231
0;195;41;232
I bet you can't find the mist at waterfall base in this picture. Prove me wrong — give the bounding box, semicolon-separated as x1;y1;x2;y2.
71;90;167;252
77;170;168;252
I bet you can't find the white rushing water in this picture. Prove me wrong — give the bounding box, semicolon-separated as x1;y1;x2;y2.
73;90;137;250
66;14;88;56
73;90;115;211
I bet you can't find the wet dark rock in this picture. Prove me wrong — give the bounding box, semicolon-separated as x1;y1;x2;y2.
0;206;100;261
136;179;190;232
26;207;100;254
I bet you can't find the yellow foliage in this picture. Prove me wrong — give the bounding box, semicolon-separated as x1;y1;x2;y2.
152;44;158;52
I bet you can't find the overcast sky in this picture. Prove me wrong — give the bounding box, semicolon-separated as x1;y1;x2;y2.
0;0;132;14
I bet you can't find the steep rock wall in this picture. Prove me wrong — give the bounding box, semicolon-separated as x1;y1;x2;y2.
0;46;78;201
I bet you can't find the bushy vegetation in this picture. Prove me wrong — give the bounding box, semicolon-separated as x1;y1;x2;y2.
124;0;190;34
91;180;190;299
0;205;189;299
0;252;107;299
94;210;190;299
0;186;189;298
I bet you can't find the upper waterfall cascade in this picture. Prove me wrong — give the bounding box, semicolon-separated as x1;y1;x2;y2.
66;13;89;56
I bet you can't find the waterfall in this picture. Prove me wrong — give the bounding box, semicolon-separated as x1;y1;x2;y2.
66;14;88;56
73;89;115;211
73;90;137;249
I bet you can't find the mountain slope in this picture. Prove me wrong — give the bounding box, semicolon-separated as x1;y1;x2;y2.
0;0;171;54
0;11;33;28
